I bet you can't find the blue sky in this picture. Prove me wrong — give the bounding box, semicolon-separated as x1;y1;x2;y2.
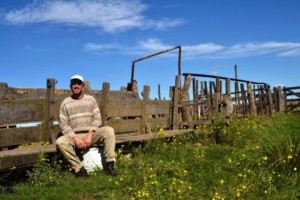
0;0;299;99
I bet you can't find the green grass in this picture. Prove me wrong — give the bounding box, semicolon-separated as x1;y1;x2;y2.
1;113;300;200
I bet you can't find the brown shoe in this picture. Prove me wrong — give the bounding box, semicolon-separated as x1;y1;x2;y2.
104;162;118;176
75;167;88;178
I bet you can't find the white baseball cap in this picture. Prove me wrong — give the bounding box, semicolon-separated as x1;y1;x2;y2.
70;75;84;83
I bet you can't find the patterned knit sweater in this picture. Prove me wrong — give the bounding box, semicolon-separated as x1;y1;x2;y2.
59;94;102;138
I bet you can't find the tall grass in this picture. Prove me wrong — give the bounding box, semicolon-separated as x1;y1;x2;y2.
1;113;300;199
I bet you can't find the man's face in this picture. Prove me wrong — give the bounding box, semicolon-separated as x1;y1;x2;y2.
70;79;84;95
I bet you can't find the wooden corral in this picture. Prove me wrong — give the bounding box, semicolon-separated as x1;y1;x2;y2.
0;73;298;170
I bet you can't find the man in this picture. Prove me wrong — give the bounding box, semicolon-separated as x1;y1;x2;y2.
56;75;117;177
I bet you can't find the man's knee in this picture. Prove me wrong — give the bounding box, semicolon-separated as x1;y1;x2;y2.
96;126;115;138
102;126;114;133
56;136;63;146
105;126;114;134
56;135;72;148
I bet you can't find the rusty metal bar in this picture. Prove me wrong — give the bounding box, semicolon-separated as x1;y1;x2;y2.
283;86;300;90
182;73;267;85
130;46;181;91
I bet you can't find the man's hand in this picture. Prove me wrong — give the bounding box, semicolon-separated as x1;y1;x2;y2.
83;132;94;147
73;136;87;149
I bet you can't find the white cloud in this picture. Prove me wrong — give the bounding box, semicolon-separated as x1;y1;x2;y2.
144;18;186;30
83;39;300;59
3;0;185;33
217;42;300;58
137;38;172;52
84;43;122;51
278;48;300;57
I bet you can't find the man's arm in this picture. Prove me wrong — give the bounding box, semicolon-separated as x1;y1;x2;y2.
59;102;77;138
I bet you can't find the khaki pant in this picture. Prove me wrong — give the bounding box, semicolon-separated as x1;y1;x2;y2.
56;126;116;173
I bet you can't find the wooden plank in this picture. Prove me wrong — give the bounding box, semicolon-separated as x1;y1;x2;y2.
0;99;46;124
147;100;170;114
180;120;212;128
106;96;141;117
0;125;48;147
115;129;194;144
107;118;141;134
147;117;170;129
53;99;63;121
0;144;56;170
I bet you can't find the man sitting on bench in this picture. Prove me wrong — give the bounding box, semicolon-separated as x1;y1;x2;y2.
56;75;118;177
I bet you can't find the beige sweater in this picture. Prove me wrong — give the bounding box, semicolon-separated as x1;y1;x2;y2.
59;94;102;138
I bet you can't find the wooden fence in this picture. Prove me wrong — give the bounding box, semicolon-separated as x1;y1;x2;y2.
0;75;298;170
283;86;300;115
0;79;185;170
177;73;299;125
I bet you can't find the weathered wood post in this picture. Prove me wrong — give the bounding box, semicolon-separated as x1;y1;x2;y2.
46;78;56;144
100;82;110;126
200;81;204;118
209;81;214;116
216;77;221;99
224;78;232;124
273;87;279;112
205;81;209;99
226;78;231;97
247;82;257;116
234;82;240;117
278;86;284;112
234;65;239;117
240;83;246;116
0;82;9;100
283;87;287;111
170;75;180;130
192;78;199;121
158;84;161;100
258;85;265;114
0;83;9;150
141;85;151;134
265;84;274;116
196;79;199;120
219;80;223;99
181;74;192;122
212;93;219;117
84;80;95;96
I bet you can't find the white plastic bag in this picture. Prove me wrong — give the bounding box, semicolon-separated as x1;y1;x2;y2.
81;147;103;173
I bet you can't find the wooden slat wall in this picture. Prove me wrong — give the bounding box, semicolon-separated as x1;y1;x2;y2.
0;99;46;124
146;100;170;129
106;91;141;118
147;100;170;115
0;125;48;147
107;118;141;133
